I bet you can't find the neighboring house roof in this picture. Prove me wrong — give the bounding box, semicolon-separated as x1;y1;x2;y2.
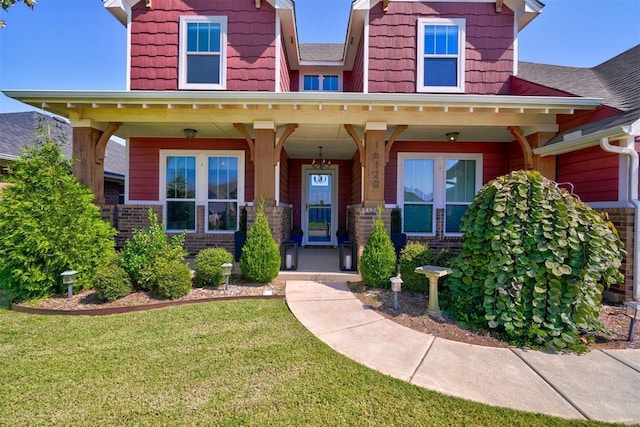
0;111;126;179
299;43;345;62
519;44;640;149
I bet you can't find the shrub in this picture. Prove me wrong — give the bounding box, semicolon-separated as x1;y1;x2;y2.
120;209;187;290
94;262;133;302
360;206;397;288
398;242;433;292
445;170;625;350
240;200;281;283
194;247;234;287
0;129;116;300
156;259;193;299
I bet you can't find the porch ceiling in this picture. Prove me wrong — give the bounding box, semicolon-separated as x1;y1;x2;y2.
4;90;602;160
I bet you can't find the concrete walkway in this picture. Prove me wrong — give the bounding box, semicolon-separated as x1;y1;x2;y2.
285;280;640;424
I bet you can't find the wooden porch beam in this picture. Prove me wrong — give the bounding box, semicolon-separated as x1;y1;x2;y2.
509;126;534;170
233;123;255;161
344;124;366;167
385;124;407;162
274;124;298;166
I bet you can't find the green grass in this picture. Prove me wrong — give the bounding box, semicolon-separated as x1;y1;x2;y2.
0;293;614;426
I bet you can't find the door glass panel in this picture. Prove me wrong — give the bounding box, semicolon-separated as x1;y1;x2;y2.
307;173;331;242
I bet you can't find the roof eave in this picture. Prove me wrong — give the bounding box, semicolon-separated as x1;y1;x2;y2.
534;126;632;157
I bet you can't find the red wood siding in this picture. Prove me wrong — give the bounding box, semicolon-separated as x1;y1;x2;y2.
279;32;291;92
130;0;276;91
345;32;365;93
511;77;622;133
385;141;510;201
128;138;254;202
368;2;514;94
279;148;290;204
557;146;619;202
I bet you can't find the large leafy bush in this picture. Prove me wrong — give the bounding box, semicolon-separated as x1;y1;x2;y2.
445;170;625;350
194;247;234;287
120;209;188;290
360;206;397;288
0;132;116;300
240;201;280;283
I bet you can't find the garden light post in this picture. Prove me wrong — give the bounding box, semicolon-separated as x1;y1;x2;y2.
624;301;640;341
221;263;232;292
390;276;403;311
61;270;77;298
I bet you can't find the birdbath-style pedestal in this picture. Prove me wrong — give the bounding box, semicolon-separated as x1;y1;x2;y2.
414;265;452;317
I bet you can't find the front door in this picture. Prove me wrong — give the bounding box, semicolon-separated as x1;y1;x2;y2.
303;167;337;246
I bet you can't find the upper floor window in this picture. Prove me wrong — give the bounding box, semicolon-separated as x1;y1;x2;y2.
416;18;465;93
302;74;340;91
179;16;227;90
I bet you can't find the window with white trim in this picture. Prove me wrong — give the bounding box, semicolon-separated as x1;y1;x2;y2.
398;153;481;235
302;74;340;91
161;151;244;232
416;18;465;93
179;16;227;90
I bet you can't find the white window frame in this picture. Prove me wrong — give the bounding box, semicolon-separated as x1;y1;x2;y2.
179;16;228;90
160;150;245;233
416;17;465;93
397;153;481;236
299;69;343;92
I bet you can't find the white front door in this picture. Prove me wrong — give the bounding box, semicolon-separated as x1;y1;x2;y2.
302;167;337;246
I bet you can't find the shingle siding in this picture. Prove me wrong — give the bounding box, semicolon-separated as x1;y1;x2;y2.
367;1;514;94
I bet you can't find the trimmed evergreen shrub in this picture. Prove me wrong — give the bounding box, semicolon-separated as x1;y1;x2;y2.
120;209;187;290
156;259;193;299
94;262;133;302
240;200;281;283
194;247;234;287
360;206;397;288
0;130;116;300
398;242;433;292
445;170;625;350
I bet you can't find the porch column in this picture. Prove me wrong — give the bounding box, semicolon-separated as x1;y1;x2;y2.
530;132;556;180
72;127;105;204
363;122;387;208
253;121;276;206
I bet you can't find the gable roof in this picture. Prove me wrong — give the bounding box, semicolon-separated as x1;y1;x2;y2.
519;44;640;151
299;43;345;62
0;111;126;178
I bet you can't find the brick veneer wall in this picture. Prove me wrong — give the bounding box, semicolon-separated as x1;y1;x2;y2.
595;207;635;302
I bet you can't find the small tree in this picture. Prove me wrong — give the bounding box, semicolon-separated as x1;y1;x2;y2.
240;200;280;283
446;170;625;350
0;129;116;300
120;209;187;290
360;206;397;288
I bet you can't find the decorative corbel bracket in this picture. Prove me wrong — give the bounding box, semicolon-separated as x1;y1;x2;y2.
382;0;389;12
233;123;255;162
95;122;122;165
496;0;504;12
385;125;407;162
255;0;261;8
274;124;298;166
344;124;366;167
145;0;152;9
509;126;534;170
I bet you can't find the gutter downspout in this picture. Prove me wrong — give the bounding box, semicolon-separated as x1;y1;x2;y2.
599;137;639;301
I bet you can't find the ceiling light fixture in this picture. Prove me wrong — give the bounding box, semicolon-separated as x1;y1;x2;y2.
312;146;330;169
446;132;460;142
183;128;197;139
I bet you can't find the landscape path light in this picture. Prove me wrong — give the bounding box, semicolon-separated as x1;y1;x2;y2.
221;262;233;292
61;270;77;298
624;301;640;341
390;276;403;311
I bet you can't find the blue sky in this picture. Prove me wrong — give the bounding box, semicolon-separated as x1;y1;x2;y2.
1;0;639;113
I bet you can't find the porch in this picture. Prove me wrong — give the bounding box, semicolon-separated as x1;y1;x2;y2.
277;247;361;282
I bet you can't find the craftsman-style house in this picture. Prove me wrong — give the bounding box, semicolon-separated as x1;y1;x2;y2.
4;0;639;301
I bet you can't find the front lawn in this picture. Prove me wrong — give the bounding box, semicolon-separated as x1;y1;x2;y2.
0;294;609;426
